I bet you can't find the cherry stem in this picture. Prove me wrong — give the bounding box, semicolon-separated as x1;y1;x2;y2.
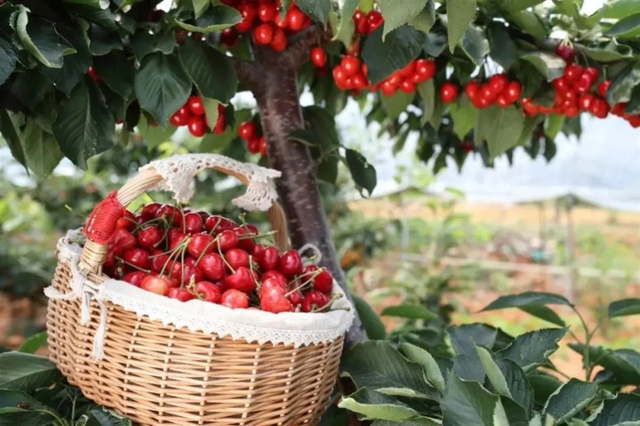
114;257;151;274
217;243;235;273
284;270;322;298
206;217;223;236
159;236;191;277
132;216;166;234
194;234;222;265
237;230;276;241
248;256;260;287
310;293;344;313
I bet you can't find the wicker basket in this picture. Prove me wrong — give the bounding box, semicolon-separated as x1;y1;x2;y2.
46;156;349;426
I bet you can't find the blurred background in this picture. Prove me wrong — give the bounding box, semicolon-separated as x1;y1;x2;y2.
1;93;639;380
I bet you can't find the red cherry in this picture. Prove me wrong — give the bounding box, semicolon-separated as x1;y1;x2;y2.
260;286;293;313
156;205;183;227
205;216;237;234
270;28;287;51
597;80;611;98
187;117;206;137
366;10;383;34
564;64;583;82
182;264;203;285
116;210;136;231
304;265;333;294
301;291;329;312
584;67;599;81
566;106;579;117
258;136;268;156
380;81;396;97
220;28;239;47
168;287;196;302
333;65;348;86
215;229;239;252
233;227;256;252
235;2;257;33
261;270;287;285
257;1;276;22
140;275;170;296
480;84;497;103
496;94;510;108
489;74;508;94
505;81;522;103
170;108;190;127
288;288;304;307
150;249;169;273
259;277;287;298
140;203;162;221
352;73;369;90
259;246;280;271
137;226;163;250
238;121;256;140
187;233;214;258
440;82;459;103
199;253;226;281
123;271;146;287
253;22;274;45
414;59;436;83
342;56;361;77
287;8;305;31
225;248;251;270
247;136;261;154
194;281;221;303
87;66;99;82
575;74;594;93
220;289;249;309
311;47;327;68
590;98;610;119
398;79;415;94
611;102;627;116
279;250;303;276
399;61;416;78
252;244;266;263
274;11;288;29
225;267;257;293
112;228;136;253
183;212;204;234
577;93;594;111
353;10;368;35
555;44;576;63
187;96;205;116
552;77;569;93
214;115;226;134
628;114;640;128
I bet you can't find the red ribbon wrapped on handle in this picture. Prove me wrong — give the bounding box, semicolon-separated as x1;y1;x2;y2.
83;191;125;244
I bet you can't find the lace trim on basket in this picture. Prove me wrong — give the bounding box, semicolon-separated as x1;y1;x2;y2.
46;231;355;360
140;154;282;210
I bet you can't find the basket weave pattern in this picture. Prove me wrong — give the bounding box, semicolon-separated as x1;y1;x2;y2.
46;159;346;425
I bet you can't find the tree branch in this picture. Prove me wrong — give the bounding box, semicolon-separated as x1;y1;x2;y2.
283;24;333;68
231;57;263;93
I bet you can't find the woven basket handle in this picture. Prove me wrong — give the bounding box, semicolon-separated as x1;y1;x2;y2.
79;154;288;273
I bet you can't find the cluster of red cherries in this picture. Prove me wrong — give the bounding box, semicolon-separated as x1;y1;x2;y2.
170;96;226;137
521;44;640;127
352;8;383;36
464;75;522;108
103;203;336;313
238;121;267;156
219;0;311;51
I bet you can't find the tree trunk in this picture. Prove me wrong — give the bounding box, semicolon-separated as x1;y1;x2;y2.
252;52;367;348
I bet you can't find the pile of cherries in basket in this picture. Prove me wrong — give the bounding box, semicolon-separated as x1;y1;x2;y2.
103;203;337;313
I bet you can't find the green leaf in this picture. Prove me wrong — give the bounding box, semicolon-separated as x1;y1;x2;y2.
17;332;47;354
331;0;359;46
590;394;640;426
53;79;115;168
604;0;640;19
487;22;518;71
449;97;477;139
378;0;428;40
345;148;377;196
606;12;640;37
338;388;421;421
528;374;562;406
0;37;17;85
449;324;513;356
508;10;546;41
134;52;192;127
497;328;567;372
399;343;445;394
625;85;640;114
441;373;500;426
362;25;426;85
543;379;597;425
609;298;640;318
519;306;566;327
296;0;331;25
521;52;566;82
136;115;176;149
408;1;436;34
607;61;640;106
353;295;386;340
180;39;238;104
460;25;489;65
201;97;219;132
0;352;62;392
21;123;63;177
0;110;26;170
0;407;59;424
476;347;511;397
175;5;242;32
84;407;132;426
340;341;434;397
417;79;435;125
93;50;135;100
64;0;110;8
372;418;442;426
544;114;565;140
474;105;525;160
16;13;75;68
424;30;448;57
192;0;210;19
500;0;545;12
381;305;437;321
130;30;175;61
568;344;640;385
446;0;477;53
381;90;415;120
481;291;571;311
0;389;48;410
